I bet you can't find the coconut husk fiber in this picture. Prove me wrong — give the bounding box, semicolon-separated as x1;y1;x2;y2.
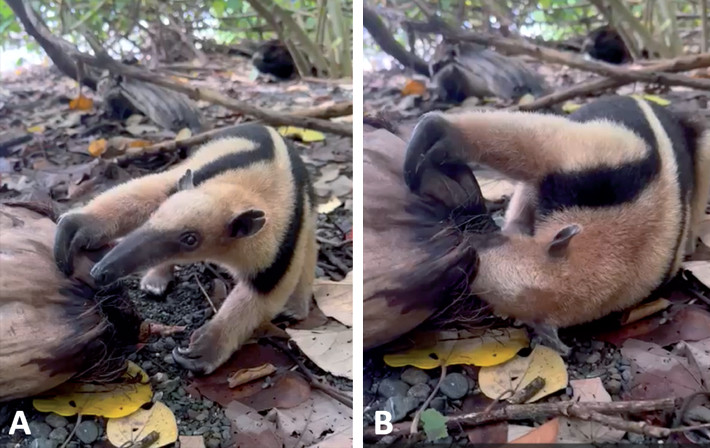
0;202;142;402
363;128;499;351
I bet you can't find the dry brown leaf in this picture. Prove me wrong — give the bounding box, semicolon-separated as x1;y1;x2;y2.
88;139;107;157
228;363;277;388
401;79;427;96
69;95;93;111
286;321;352;379
556;378;625;443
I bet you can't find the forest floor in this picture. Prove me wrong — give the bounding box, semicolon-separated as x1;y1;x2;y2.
363;55;710;446
0;53;353;448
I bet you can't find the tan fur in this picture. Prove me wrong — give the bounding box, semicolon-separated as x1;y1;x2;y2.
446;111;648;182
58;127;317;374
437;100;694;328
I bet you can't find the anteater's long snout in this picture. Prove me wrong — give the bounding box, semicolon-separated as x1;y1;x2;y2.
90;228;181;285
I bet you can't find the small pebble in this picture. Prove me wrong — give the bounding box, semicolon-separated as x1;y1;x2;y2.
606;379;621;395
585;352;601;364
429;397;446;413
202;398;214;408
377;378;409;398
163;354;176;365
401;367;429;386
29;421;52;438
141;361;154;371
591;341;605;350
627;432;645;443
407;383;432;402
195;426;210;435
621;370;632;382
30;439;57;448
440;373;469;399
48;427;68;442
383;396;419;422
206;438;221;448
196;410;210;422
75;421;99;444
45;414;68;429
163;337;176;349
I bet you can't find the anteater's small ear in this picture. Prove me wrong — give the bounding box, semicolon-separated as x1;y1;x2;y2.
177;169;195;191
228;209;266;238
547;224;581;259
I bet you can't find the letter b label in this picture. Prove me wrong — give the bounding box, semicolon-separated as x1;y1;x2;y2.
375;411;392;435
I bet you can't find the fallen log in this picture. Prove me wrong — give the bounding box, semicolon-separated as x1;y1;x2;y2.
0;202;142;402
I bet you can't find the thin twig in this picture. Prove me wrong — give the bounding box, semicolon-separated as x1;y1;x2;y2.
410;364;447;435
193;273;217;314
265;338;353;408
59;414;81;448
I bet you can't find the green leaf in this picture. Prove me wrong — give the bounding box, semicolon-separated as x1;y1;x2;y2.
420;409;448;442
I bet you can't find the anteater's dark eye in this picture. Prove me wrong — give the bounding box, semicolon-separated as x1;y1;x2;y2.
179;231;200;250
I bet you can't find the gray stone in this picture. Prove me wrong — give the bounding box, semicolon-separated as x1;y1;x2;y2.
30;439;58;448
591;341;606;351
29;421;52;438
45;414;68;428
383;396;419;423
627;432;645;443
196;410;210;422
401;368;429;386
163;354;176;365
159;378;180;394
606;379;621;395
440;373;469;399
407;383;432;402
206;438;221;448
75;421;99;444
141;361;154;371
163;337;176;349
48;427;68;442
378;378;409;398
585;352;601;364
621;370;632;382
195;426;210;435
687;405;710;423
202;398;214;408
429;397;446;413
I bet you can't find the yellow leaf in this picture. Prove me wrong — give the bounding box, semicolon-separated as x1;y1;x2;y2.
383;329;529;369
33;361;152;418
278;126;326;143
69;95;93;111
401;79;427;96
170;75;190;84
27;125;45;134
517;93;535;105
640;94;670;106
562;102;582;113
88;139;107;157
175;128;192;141
479;345;567;403
106;401;178;448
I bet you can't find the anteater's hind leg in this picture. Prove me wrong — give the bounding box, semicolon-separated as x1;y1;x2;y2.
281;231;317;321
502;182;537;236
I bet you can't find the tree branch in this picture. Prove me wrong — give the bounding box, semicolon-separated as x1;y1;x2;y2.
363;6;430;77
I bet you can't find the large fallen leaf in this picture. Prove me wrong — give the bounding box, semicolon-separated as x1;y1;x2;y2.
312;272;353;327
384;329;529;370
676;338;710;390
478;345;567;402
278;127;325;143
556;378;625;443
107;401;177;447
33;361;152;418
621;339;705;400
684;260;710;286
188;344;310;411
267;390;352;448
510;418;559;443
286;321;352;379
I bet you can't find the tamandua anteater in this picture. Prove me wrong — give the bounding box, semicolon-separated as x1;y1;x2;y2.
54;124;318;374
404;96;710;354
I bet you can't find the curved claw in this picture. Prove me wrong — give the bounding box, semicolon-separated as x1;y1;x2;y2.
53;214;85;275
403;112;454;192
172;346;211;375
